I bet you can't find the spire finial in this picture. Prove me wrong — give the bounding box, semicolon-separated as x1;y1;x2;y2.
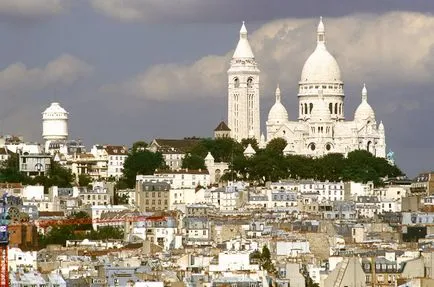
362;83;368;101
240;21;248;37
275;83;281;102
317;16;325;44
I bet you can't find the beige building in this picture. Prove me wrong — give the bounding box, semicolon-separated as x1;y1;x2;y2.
136;181;170;212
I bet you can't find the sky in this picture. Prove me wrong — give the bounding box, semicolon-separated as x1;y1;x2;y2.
0;0;433;177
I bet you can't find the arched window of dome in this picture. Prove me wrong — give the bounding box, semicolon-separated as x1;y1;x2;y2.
310;103;313;113
334;103;338;114
247;77;253;88
234;77;239;88
300;104;303;115
339;104;342;115
329;103;333;114
304;104;308;114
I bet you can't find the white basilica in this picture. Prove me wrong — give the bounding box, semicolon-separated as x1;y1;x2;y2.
227;18;386;158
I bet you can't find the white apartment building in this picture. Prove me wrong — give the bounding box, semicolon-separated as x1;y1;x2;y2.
275;240;311;257
344;181;374;199
80;187;111;206
210;186;240;211
137;169;210;189
88;205;129;230
105;145;128;179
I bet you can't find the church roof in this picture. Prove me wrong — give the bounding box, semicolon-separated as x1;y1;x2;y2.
232;21;255;59
214;121;231;131
300;18;342;84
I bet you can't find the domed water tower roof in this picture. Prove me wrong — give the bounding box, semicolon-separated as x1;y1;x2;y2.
42;102;68;120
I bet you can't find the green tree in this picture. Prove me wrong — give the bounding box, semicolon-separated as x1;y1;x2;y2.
121;149;165;188
131;141;148;152
48;161;74;188
188;138;243;163
78;174;92;187
182;154;206;170
0;153;30;184
113;192;129;205
266;138;287;155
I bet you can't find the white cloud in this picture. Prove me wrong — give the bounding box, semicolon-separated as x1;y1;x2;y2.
0;54;93;93
91;0;201;23
0;0;68;18
103;12;434;103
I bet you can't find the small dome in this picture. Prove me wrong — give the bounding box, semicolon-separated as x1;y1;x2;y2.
268;85;288;123
354;84;375;121
300;18;342;84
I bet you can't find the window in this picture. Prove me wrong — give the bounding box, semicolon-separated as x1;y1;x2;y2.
247;77;253;88
234;77;239;88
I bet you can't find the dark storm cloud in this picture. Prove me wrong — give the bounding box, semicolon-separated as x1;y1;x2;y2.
91;0;434;23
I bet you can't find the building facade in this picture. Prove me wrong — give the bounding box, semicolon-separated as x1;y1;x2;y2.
227;18;387;158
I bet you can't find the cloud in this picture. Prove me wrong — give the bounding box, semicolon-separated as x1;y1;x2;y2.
90;0;434;23
102;12;434;105
0;54;93;94
0;0;68;18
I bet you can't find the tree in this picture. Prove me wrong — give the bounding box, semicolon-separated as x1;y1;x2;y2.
78;174;92;187
131;141;148;152
249;245;275;274
187;138;243;163
114;192;129;205
121;149;165;188
0;153;30;184
182;154;206;170
266;138;287;155
48;161;74;188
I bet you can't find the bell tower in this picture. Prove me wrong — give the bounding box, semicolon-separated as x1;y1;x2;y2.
227;22;260;141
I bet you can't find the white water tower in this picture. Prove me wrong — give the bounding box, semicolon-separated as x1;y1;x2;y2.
42;102;68;152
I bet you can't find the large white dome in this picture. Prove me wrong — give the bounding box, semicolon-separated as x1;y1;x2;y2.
300;18;342;84
300;45;341;84
268;85;288;123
